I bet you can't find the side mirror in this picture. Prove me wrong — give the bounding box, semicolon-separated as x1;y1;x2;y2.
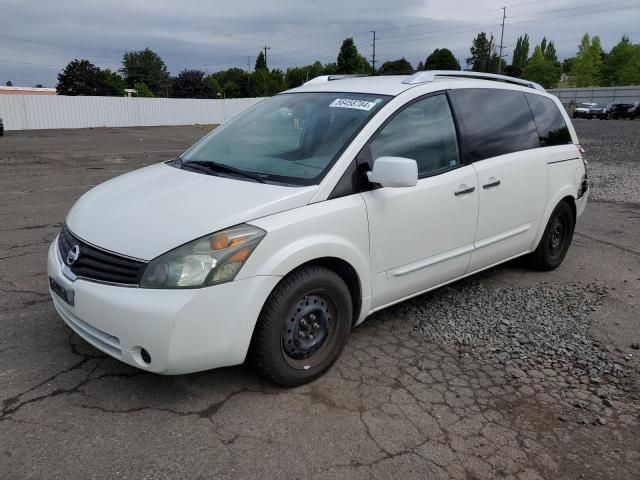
366;156;418;188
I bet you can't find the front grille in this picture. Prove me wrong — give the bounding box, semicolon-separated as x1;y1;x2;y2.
58;224;146;285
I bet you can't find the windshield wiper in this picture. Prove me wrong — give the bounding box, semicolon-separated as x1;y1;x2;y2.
184;160;266;183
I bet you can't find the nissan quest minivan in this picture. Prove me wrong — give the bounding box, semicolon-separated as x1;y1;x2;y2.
48;71;589;386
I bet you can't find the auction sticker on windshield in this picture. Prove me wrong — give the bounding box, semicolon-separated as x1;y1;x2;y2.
329;98;379;111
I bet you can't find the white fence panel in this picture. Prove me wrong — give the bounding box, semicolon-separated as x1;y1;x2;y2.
0;95;266;131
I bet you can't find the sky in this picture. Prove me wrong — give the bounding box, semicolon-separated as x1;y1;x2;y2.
0;0;638;87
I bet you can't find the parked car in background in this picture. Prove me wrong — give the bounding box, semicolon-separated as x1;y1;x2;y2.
608;103;635;119
573;102;597;119
589;103;609;119
48;71;588;386
625;102;639;120
0;117;3;136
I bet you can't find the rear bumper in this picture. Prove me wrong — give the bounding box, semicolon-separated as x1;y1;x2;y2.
47;238;281;374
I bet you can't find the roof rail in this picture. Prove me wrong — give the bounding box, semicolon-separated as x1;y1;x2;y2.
303;74;368;85
402;70;545;91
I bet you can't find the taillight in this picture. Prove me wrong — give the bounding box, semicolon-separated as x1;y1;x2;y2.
576;144;587;166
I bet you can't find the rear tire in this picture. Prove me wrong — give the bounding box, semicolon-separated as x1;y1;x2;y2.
250;266;353;387
527;201;575;271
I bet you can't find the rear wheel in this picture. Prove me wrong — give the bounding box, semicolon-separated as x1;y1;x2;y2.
250;266;353;387
527;201;575;271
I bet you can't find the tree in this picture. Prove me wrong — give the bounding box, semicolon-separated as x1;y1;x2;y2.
323;63;338;75
512;34;530;70
602;36;640;86
337;38;369;74
172;69;211;98
98;69;126;96
121;48;171;96
223;80;240;98
212;68;250;97
247;68;286;96
521;45;561;88
378;58;413;74
133;82;154;97
416;60;425;71
617;44;640;85
562;57;575;76
569;33;603;87
56;59;103;95
255;51;267;71
5;80;12;86
540;37;558;63
35;84;44;88
425;48;460;70
206;76;223;97
466;32;500;73
285;62;326;88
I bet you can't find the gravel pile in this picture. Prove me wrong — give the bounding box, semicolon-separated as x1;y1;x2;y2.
574;119;640;204
407;280;634;387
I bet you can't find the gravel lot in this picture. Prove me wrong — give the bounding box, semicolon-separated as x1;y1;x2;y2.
576;118;640;203
1;120;639;479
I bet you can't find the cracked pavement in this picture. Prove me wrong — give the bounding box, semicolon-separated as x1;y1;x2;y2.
1;123;639;479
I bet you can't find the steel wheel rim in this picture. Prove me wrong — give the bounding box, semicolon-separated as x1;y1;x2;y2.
548;216;566;256
281;291;337;370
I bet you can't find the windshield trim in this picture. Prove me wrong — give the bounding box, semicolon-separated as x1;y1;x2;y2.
179;92;392;187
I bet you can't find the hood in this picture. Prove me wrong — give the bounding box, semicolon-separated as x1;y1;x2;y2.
66;163;317;260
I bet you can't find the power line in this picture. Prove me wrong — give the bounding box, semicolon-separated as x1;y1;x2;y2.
0;58;63;68
375;2;640;48
508;0;637;19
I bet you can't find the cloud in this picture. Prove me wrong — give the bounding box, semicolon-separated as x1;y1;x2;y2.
0;0;637;87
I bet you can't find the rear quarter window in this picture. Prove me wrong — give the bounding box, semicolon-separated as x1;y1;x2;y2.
450;88;539;161
525;93;572;147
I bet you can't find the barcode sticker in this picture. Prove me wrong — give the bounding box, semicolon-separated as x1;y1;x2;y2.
329;99;378;111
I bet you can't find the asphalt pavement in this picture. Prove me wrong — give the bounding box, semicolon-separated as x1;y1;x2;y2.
1;121;638;479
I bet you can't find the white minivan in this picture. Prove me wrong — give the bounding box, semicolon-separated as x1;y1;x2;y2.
48;71;589;386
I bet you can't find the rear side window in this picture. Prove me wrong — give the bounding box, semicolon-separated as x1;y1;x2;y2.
450;88;539;161
525;93;572;147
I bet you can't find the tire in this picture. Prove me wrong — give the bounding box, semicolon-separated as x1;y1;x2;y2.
527;201;575;271
250;265;353;387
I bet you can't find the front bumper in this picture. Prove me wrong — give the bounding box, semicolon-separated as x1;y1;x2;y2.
47;239;281;374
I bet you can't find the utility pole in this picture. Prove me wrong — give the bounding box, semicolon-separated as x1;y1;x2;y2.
247;56;251;73
498;6;506;74
263;45;271;69
370;30;376;75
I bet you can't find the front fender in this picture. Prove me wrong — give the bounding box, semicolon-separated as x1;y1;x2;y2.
238;195;372;323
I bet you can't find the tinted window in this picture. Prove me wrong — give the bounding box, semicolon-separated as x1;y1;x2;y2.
525;93;572;147
370;94;460;177
450;88;539;161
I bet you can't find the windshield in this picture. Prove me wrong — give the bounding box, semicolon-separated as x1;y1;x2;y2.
181;92;390;185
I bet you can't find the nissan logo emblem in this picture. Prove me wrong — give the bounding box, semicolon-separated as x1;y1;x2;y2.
67;245;80;265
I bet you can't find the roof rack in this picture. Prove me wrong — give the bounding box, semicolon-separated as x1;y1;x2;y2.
303;74;369;85
402;70;545;91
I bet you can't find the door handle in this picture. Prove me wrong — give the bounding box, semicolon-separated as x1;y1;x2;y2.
454;184;476;196
483;178;501;189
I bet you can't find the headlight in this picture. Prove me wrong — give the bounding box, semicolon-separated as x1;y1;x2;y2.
140;224;265;288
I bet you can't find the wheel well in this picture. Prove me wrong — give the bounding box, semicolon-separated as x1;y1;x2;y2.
561;196;576;224
296;257;362;325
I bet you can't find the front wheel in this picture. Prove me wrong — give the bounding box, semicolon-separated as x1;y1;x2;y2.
250;265;353;387
527;201;575;271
